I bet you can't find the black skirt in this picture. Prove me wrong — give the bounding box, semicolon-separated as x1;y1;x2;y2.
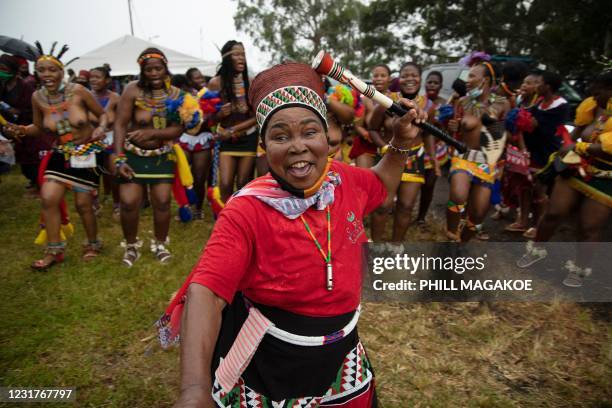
44;150;106;191
212;293;359;401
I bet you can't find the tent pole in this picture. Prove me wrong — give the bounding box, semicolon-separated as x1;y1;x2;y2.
128;0;134;36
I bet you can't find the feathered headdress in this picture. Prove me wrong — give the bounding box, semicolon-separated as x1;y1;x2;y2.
33;41;69;68
459;51;491;67
459;51;496;85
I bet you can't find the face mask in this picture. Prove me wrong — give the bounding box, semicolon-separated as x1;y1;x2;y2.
0;71;15;82
467;79;486;100
515;94;523;106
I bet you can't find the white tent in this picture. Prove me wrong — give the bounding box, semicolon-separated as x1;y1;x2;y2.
69;35;218;77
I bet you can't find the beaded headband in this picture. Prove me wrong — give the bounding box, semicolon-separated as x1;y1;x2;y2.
481;62;496;84
37;55;63;68
256;86;328;134
137;53;168;66
221;45;245;59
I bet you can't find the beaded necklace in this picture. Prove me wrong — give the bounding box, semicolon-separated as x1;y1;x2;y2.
299;206;333;291
231;74;249;114
135;88;169;129
462;93;496;117
43;84;73;144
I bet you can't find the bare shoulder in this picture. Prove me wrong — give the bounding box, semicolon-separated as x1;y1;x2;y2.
31;89;44;107
207;76;221;91
493;97;511;118
109;91;120;102
121;81;140;98
70;83;89;98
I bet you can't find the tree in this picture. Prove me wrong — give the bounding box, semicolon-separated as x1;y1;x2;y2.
234;0;392;76
362;0;610;82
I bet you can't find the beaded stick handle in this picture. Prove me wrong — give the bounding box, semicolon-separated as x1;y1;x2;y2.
312;51;467;153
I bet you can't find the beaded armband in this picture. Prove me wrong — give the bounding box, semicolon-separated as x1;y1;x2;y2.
385;142;413;155
113;154;127;168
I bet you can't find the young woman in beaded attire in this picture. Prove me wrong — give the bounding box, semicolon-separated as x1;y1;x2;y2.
207;41;258;202
446;60;511;242
179;68;213;220
89;65;121;219
416;70;447;227
3;42;109;269
369;62;438;241
114;48;199;266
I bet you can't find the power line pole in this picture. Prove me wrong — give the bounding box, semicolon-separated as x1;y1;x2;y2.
128;0;134;36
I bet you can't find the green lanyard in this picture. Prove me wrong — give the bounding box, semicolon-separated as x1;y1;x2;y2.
299;206;333;291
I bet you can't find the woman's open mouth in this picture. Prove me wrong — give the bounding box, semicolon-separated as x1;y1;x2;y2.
287;161;313;178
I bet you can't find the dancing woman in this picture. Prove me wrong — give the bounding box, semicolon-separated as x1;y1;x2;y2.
518;72;611;287
501;71;542;232
207;41;257;202
179;68;213;220
369;62;437;241
3;43;108;268
416;70;447;225
350;64;392;169
114;48;201;266
89;65;120;217
159;61;427;407
446;58;510;241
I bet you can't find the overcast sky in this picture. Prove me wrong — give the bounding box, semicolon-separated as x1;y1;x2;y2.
1;0;271;71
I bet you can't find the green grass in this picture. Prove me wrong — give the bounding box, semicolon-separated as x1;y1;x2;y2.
1;169;610;407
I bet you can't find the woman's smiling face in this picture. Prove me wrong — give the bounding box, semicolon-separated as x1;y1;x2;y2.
264;107;328;190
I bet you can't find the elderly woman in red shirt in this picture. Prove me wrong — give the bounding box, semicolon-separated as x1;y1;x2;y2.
161;62;426;407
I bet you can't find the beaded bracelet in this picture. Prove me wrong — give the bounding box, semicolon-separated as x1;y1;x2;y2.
113;154;127;168
385;142;413;155
574;142;591;156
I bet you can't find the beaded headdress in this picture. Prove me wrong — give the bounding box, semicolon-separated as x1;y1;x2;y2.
34;41;69;69
460;51;496;84
137;53;168;66
249;61;327;135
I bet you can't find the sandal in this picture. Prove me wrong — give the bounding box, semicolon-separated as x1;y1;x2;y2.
505;222;528;232
32;245;65;270
516;241;547;268
562;260;592;288
523;227;537;239
475;224;490;241
122;242;141;267
82;240;103;261
151;239;172;264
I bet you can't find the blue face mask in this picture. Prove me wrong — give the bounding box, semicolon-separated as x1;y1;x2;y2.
467;79;486;100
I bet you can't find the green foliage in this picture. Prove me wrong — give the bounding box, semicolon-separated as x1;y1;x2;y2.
361;0;611;81
235;0;610;82
234;0;374;76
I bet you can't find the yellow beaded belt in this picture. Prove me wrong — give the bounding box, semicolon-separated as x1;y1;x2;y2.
55;140;107;157
124;140;173;157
